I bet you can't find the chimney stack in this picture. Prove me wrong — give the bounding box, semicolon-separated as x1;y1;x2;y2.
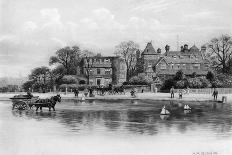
184;44;188;50
165;45;170;52
157;48;161;54
180;46;183;52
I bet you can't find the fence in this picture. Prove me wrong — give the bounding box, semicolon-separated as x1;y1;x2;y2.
176;88;232;94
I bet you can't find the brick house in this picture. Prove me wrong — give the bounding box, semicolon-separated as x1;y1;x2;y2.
80;56;126;85
137;42;210;81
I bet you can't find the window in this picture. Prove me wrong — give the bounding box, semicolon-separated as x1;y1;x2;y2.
105;58;110;63
89;69;93;75
177;64;180;69
173;56;177;59
105;68;111;74
171;64;174;69
97;68;101;74
182;64;186;69
160;64;166;69
194;64;200;69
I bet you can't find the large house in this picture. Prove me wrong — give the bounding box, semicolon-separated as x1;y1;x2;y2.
80;55;126;85
77;42;210;86
137;42;210;81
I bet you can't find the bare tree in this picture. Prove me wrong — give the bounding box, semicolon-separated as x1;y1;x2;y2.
115;41;139;81
207;34;232;73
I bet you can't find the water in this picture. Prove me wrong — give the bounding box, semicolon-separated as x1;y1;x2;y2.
0;99;232;155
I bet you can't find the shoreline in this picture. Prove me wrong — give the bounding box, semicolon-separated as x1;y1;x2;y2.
0;92;229;103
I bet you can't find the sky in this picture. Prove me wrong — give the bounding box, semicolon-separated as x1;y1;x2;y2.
0;0;232;78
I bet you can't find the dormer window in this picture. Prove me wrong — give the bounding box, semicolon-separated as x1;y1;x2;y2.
173;55;177;59
105;59;109;63
148;63;152;67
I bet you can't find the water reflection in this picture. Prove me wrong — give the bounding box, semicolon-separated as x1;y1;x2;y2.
7;100;232;137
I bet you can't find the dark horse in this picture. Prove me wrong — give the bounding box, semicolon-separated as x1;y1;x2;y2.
34;94;61;111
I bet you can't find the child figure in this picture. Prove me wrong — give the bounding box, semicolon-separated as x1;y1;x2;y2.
179;89;183;99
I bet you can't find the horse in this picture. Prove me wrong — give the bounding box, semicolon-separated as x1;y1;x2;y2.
34;94;61;111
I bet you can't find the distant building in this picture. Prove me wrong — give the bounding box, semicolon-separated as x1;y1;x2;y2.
80;56;126;85
137;42;210;81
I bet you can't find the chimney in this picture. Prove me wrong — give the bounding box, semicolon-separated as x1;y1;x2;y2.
157;48;161;54
184;44;188;50
180;46;183;52
165;45;170;52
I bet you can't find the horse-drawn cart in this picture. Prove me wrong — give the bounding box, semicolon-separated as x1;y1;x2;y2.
10;95;39;110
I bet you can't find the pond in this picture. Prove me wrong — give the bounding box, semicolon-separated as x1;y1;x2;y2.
0;99;232;155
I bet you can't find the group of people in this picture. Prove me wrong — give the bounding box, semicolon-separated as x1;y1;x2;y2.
170;86;219;100
170;86;185;99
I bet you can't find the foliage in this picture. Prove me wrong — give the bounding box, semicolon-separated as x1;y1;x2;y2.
207;34;232;73
79;80;86;85
176;79;188;89
115;41;139;81
206;71;215;82
49;46;81;75
174;70;184;81
22;80;34;91
126;74;153;85
60;75;78;84
191;72;197;78
186;77;211;88
160;78;176;91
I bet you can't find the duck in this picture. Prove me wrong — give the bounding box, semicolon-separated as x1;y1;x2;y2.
184;105;191;110
160;106;170;115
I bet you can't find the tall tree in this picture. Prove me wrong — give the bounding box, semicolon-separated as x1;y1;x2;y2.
207;34;232;73
115;41;139;81
29;66;50;90
49;46;81;75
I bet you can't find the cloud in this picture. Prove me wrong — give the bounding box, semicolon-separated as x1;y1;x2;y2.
131;0;177;13
40;8;60;22
80;18;99;30
23;21;38;32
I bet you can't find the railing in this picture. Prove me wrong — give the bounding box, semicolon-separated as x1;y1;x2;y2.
176;88;232;94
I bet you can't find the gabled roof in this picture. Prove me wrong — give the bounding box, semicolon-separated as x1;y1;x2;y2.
189;45;199;52
142;42;157;55
154;57;168;66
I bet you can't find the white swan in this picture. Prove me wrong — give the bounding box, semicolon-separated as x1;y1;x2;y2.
160;106;170;115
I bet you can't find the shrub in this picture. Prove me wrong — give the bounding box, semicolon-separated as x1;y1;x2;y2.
79;80;86;85
60;75;77;84
160;78;176;92
174;70;184;81
128;74;153;85
176;79;188;89
206;71;215;82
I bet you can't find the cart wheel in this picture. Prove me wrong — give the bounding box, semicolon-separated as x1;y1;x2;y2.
17;101;28;110
12;104;19;110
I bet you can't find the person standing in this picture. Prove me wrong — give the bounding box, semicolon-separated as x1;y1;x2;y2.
179;89;183;99
212;88;218;100
74;89;79;98
170;86;175;98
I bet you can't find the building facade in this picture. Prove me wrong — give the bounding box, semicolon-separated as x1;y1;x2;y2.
138;42;210;81
81;56;126;86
